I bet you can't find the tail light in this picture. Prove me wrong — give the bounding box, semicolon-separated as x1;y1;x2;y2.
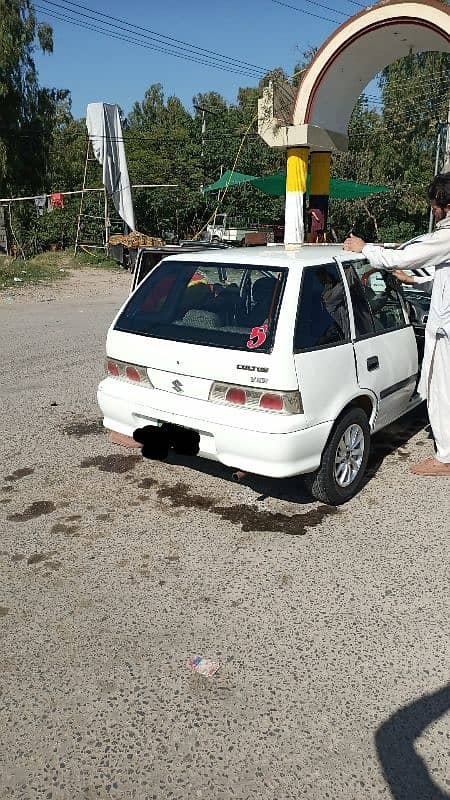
106;360;119;377
259;393;283;411
209;382;302;414
225;387;246;405
105;359;153;386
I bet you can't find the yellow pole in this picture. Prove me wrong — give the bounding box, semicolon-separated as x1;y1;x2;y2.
284;147;309;248
308;151;331;242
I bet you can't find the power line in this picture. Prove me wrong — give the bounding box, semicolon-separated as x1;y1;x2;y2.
0;126;261;143
35;4;266;79
265;77;450;123
364;83;450;104
45;0;267;69
38;0;270;76
269;0;356;20
269;0;341;25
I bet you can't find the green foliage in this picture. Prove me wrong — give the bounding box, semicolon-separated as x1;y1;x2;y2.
330;51;450;240
0;251;67;288
75;251;121;270
0;1;54;194
0;14;449;249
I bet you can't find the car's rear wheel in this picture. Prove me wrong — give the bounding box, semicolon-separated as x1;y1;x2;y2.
303;408;370;505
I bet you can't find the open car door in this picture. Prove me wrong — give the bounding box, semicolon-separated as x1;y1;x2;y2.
338;257;420;430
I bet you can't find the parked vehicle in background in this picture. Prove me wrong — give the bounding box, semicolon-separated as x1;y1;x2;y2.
204;213;259;245
98;245;423;505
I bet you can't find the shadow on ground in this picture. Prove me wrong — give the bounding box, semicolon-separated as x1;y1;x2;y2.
159;404;431;506
376;683;450;800
364;403;431;483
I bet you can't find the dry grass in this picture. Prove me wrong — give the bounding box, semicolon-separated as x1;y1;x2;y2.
0;250;121;290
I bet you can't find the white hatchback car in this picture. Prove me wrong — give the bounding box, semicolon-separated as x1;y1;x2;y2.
98;245;422;505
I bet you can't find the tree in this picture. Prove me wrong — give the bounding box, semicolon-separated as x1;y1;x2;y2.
330;51;450;242
0;1;53;194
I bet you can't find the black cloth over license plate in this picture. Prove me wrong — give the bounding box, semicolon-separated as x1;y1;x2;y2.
133;423;200;460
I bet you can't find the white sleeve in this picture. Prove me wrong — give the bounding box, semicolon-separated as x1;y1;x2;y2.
361;230;450;271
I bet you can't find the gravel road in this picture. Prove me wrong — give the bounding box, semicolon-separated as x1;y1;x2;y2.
0;269;449;800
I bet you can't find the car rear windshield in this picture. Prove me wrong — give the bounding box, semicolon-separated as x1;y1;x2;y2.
115;260;287;352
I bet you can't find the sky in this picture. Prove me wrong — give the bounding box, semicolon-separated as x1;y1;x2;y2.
33;0;376;120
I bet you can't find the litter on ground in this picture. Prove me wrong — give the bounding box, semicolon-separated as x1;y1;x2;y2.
187;656;220;677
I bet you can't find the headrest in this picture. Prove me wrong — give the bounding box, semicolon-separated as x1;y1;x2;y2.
252;276;277;303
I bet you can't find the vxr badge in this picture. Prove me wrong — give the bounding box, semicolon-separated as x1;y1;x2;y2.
172;379;183;393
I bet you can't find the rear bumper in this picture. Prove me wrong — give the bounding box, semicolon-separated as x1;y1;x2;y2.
97;378;333;478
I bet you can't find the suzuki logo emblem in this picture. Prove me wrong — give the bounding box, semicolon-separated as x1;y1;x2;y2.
172;379;183;393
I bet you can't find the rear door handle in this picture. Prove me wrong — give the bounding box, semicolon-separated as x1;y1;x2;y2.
367;356;379;371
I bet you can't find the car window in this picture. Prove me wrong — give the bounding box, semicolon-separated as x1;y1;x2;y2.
134;251;165;287
342;261;375;338
343;259;406;337
115;260;287;353
352;261;406;333
294;264;350;352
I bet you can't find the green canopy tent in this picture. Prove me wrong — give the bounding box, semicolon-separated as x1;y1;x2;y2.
204;169;390;199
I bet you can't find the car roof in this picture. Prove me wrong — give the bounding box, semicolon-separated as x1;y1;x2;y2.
138;242;228;254
159;244;365;268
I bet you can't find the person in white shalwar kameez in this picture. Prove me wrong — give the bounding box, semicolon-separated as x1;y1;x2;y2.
342;172;450;476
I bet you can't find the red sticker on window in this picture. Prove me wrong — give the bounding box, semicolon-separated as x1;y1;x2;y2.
247;324;268;349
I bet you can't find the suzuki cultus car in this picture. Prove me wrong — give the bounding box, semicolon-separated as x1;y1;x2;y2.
98;246;422;505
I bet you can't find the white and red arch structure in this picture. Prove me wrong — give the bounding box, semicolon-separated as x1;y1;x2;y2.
258;0;450;245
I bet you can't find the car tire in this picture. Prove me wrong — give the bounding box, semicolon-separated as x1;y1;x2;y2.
303;408;371;505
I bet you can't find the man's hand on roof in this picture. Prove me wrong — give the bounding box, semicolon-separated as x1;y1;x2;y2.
342;233;366;253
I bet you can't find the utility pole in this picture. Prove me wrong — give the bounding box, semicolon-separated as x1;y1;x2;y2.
443;97;450;173
429;124;443;232
428;99;450;232
193;104;216;193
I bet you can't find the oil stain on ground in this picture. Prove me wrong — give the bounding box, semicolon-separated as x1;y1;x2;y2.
26;552;56;566
156;481;338;535
79;454;140;474
63;419;104;438
137;478;157;489
4;467;34;482
51;523;80;537
0;607;9;616
7;501;56;522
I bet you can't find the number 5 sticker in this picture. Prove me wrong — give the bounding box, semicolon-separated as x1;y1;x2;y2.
247;324;268;349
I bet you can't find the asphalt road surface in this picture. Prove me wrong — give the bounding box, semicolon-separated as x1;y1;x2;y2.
0;270;449;800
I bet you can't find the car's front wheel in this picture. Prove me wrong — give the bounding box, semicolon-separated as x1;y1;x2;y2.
303;408;370;505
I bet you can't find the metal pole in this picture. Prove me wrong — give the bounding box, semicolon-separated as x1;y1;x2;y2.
201;109;206;160
429;126;442;233
75;139;90;254
443;98;450;173
194;104;216;194
200;110;206;194
0;185;178;203
217;164;224;203
104;188;110;251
